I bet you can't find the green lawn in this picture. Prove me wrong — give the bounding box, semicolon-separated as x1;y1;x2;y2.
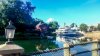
0;39;58;54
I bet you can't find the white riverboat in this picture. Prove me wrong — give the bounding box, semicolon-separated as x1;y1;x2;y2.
56;26;83;37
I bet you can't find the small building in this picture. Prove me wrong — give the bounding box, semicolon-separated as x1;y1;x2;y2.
36;22;48;37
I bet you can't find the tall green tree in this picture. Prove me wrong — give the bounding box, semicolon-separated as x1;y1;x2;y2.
0;0;8;29
80;23;88;32
5;0;35;24
0;0;36;32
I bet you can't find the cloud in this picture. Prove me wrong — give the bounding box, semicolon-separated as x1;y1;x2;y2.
46;18;54;23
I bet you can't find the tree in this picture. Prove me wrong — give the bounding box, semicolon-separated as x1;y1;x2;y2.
70;23;77;27
97;24;100;31
70;23;75;27
48;21;59;32
33;18;44;27
80;24;88;32
0;0;36;32
0;0;9;30
89;26;96;32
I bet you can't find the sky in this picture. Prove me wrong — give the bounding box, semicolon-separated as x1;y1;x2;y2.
22;0;100;27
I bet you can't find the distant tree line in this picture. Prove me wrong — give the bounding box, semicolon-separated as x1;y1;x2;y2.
79;23;100;32
70;23;100;32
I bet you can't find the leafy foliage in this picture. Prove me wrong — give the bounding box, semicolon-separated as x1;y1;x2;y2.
0;0;59;37
4;0;35;24
70;23;77;27
0;0;36;32
97;24;100;31
89;26;97;32
80;23;88;32
48;21;59;32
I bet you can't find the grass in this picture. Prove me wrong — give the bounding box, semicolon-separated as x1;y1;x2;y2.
0;40;36;53
85;31;100;40
0;32;57;54
14;40;37;53
0;39;58;54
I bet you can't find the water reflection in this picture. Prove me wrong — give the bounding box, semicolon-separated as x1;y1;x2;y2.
34;39;59;51
56;36;81;44
56;36;100;56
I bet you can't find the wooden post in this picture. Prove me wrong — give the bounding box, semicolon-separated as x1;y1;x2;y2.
63;42;71;56
92;40;99;56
